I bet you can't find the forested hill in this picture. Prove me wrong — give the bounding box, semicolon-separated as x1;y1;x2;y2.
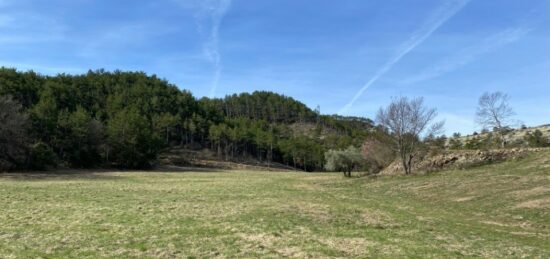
0;68;378;171
201;92;316;123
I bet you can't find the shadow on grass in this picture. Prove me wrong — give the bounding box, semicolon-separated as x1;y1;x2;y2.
0;166;229;181
0;169;124;181
153;165;229;173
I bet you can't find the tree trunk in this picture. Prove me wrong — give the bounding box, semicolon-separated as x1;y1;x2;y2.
406;154;413;175
401;155;409;175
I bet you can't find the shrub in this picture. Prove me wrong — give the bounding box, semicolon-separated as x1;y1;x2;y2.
524;130;549;147
361;138;394;174
324;146;365;177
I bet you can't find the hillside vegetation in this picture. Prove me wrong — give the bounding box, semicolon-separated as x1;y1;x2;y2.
1;151;548;257
0;68;376;172
448;125;550;149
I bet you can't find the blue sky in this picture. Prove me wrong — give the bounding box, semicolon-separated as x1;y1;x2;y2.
1;0;549;135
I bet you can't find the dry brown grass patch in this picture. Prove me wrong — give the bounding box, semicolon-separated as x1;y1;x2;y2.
516;197;550;209
319;237;377;256
362;209;396;227
511;187;550;198
282;202;331;222
293;183;322;191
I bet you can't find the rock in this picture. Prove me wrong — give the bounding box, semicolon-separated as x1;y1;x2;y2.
380;148;543;175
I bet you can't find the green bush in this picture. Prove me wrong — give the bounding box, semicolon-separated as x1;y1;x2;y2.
324;146;365;177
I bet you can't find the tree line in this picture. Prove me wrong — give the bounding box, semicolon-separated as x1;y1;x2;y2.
3;67;542;175
0;68;376;171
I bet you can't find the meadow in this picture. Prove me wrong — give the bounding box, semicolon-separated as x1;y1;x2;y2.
1;151;549;258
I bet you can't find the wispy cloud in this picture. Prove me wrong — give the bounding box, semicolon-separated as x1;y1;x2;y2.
190;0;232;98
0;12;68;45
339;0;471;114
401;27;531;85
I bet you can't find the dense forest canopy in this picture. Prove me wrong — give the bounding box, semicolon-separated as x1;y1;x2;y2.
0;68;379;171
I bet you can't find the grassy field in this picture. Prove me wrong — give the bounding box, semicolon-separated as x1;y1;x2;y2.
1;152;549;258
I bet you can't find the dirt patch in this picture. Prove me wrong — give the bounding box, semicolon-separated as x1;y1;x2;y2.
407;182;438;191
511;187;550;198
158;148;296;171
516;198;550;209
454;196;475;202
482;220;510;227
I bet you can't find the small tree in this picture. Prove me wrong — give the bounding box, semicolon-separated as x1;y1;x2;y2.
376;97;444;175
475;92;515;148
324;146;364;177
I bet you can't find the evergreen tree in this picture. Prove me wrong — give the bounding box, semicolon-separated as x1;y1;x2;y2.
107;107;160;168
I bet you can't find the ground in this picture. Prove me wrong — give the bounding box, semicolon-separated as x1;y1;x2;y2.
1;152;549;258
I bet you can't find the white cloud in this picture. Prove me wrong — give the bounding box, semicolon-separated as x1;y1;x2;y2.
0;12;69;45
339;0;471;114
401;27;531;85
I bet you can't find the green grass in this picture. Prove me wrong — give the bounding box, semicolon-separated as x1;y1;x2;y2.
1;152;549;258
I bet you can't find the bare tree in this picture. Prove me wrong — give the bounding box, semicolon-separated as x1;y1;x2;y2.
475;92;515;148
376;97;444;175
0;95;29;170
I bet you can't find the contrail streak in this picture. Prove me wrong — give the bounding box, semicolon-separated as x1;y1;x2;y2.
192;0;231;98
339;0;471;114
207;0;230;98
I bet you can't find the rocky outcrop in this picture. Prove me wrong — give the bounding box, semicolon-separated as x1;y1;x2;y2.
381;148;547;175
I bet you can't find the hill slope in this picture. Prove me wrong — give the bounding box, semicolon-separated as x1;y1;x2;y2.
451;125;550;146
1;151;549;257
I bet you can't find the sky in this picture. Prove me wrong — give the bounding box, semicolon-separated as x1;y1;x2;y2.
1;0;549;135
